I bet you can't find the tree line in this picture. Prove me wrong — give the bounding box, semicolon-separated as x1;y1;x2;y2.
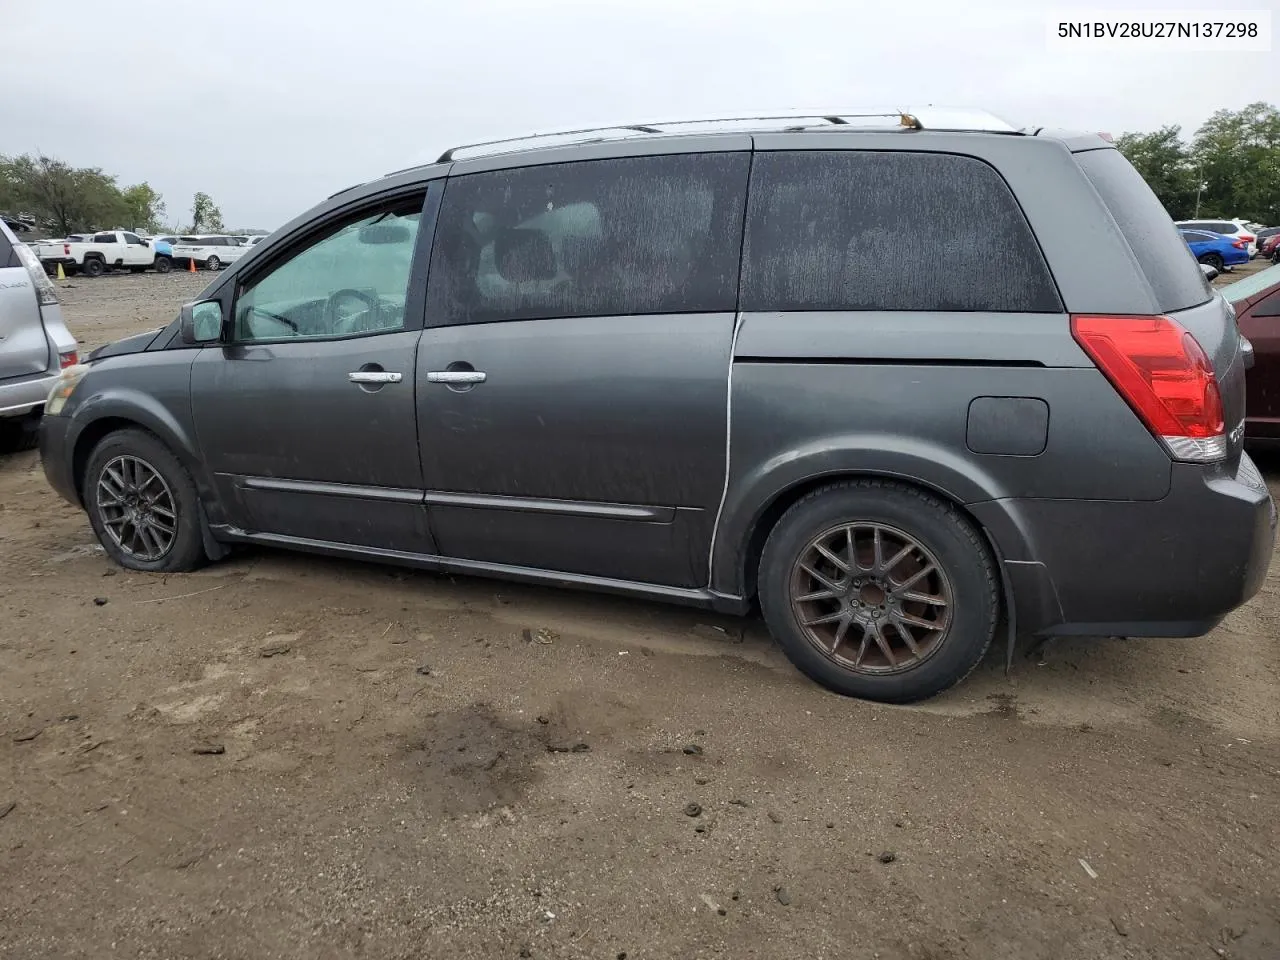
1115;101;1279;225
0;154;237;236
5;104;1278;240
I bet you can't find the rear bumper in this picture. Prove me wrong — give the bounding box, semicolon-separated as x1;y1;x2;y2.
0;370;59;418
38;413;80;506
975;454;1276;638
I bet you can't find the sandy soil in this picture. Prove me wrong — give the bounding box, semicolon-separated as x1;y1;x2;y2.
2;271;1278;960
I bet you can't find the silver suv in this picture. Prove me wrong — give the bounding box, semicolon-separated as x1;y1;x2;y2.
37;109;1276;703
0;219;77;449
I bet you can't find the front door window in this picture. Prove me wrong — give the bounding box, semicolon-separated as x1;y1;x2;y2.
234;196;423;342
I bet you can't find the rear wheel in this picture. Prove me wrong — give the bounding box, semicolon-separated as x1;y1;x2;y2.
1199;252;1224;272
81;257;105;278
205;255;221;271
83;429;206;572
758;480;999;703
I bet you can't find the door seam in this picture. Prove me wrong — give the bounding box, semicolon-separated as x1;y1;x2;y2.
705;310;745;586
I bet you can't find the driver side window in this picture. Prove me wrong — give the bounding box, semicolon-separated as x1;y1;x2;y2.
233;195;424;343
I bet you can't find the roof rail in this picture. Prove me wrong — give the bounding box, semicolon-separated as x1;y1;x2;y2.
435;107;1019;163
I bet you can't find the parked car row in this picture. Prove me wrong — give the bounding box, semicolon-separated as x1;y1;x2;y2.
1175;218;1270;258
31;232;267;277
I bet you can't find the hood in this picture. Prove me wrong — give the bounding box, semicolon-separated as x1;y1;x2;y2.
88;327;166;361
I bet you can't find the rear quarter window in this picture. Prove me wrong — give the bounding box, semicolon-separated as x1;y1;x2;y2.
740;151;1062;313
1077;148;1211;312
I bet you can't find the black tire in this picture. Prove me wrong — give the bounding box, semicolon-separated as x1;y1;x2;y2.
154;256;172;274
757;480;999;704
83;428;206;573
0;417;40;453
81;257;105;278
1199;253;1224;272
205;255;221;271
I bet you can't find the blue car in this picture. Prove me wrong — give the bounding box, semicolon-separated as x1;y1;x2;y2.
1180;228;1250;271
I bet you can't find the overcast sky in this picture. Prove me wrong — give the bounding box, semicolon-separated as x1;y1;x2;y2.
4;0;1274;229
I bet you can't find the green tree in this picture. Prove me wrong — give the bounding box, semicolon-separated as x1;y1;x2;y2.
0;153;127;235
121;183;166;232
1114;126;1198;220
191;192;224;233
1190;102;1280;225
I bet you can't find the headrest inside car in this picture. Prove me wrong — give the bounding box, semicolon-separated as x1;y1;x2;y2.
494;228;556;283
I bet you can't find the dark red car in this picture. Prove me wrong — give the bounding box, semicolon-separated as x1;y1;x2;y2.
1261;233;1280;261
1229;263;1280;443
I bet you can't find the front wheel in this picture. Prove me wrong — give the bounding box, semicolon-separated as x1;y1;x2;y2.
204;255;221;271
1199;253;1225;272
83;429;207;572
153;256;172;274
758;480;999;703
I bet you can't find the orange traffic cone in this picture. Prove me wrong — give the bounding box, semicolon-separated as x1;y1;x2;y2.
55;263;66;280
188;256;197;274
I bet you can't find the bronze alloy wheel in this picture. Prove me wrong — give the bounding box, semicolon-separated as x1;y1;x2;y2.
95;455;178;563
789;521;953;674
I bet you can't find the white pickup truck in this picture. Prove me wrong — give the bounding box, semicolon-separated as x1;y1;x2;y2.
31;230;171;277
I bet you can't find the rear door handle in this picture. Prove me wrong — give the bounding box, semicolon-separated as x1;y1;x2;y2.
426;371;486;385
348;371;402;384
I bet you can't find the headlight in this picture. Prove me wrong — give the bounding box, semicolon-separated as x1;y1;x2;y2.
45;364;89;416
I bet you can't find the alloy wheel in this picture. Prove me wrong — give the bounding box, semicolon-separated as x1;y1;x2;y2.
96;455;178;562
789;522;953;675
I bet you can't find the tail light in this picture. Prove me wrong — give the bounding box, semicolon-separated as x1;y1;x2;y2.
12;243;59;307
63;243;70;256
59;350;78;369
1233;239;1246;249
1071;315;1225;463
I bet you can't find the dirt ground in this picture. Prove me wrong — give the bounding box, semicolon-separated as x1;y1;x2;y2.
2;269;1279;960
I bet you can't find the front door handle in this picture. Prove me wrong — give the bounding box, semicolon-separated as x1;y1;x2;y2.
426;371;487;385
348;371;403;384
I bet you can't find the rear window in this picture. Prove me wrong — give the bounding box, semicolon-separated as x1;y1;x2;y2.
1077;149;1210;312
740;151;1062;313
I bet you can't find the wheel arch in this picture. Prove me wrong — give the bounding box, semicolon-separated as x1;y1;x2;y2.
69;400;207;506
730;470;1009;604
709;435;1043;597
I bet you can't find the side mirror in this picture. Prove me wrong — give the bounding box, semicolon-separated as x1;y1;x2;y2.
180;300;224;345
1200;263;1219;281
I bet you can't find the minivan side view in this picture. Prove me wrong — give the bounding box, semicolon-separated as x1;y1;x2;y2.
38;109;1276;703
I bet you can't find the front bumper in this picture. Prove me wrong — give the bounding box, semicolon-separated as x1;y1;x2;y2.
975;454;1276;638
39;413;80;506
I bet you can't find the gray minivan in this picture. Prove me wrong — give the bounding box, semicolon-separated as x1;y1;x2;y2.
38;110;1276;702
0;219;78;448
